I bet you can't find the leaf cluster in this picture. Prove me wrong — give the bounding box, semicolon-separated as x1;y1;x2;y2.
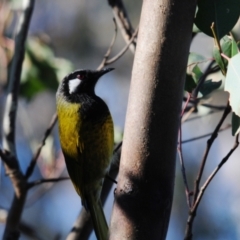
20;37;73;99
185;0;240;135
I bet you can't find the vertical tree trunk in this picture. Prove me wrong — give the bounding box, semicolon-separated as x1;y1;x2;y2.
109;0;197;239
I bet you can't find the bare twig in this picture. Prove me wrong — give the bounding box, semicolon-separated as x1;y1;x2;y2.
27;177;69;189
192;102;231;203
183;110;222;123
185;134;239;240
105;27;138;65
192;60;216;99
3;0;34;155
178;126;191;208
2;1;35;239
178;93;191;207
108;0;136;53
184;101;231;240
25;113;58;179
181;106;195;123
97;18;118;70
0;209;44;240
97;24;138;71
183;96;227;111
193;134;239;210
66;209;92;240
182;124;231;144
200;103;226;110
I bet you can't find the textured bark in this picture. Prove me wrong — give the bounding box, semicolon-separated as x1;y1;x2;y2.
109;0;197;239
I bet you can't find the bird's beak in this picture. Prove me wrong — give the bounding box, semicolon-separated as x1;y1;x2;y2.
96;68;114;78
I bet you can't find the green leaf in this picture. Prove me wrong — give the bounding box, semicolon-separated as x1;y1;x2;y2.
21;37;73;99
195;0;240;39
225;53;240;117
188;52;206;65
192;64;203;82
237;41;240;50
200;79;222;96
231;37;239;57
231;112;240;136
185;74;197;93
213;36;238;72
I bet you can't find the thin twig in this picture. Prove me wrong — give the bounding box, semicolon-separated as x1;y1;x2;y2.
200;103;226;110
183;97;227;111
105;27;138;65
105;174;117;184
182;106;195;123
183;110;222;123
192;60;215;99
211;22;226;75
108;0;136;53
178;126;191;207
178;93;191;207
182;124;231;144
185;134;239;240
97;18;118;71
193;134;239;210
192;102;231;203
97;25;138;70
25;113;58;179
27;177;69;189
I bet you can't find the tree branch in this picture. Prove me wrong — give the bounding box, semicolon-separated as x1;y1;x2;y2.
182;124;231;144
105;27;138;65
27;177;69;189
178;93;191;208
107;0;136;53
25;113;58;179
97;21;138;71
97;18;118;71
193;102;231;203
2;1;35;239
184;134;239;240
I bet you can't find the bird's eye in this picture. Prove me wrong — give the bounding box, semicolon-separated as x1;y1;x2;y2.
77;74;85;80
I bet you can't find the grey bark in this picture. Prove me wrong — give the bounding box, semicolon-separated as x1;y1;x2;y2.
109;0;197;239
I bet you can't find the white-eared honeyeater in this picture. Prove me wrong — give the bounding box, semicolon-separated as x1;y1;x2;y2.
56;68;114;240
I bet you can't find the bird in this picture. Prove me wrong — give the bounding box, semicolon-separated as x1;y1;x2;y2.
56;68;114;240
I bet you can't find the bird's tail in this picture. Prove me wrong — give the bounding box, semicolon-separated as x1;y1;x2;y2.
85;193;108;240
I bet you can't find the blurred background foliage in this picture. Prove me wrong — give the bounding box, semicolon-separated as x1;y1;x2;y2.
0;0;240;240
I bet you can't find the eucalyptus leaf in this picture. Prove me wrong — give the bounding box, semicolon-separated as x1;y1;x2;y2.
232;112;240;136
192;64;203;83
195;0;240;39
21;37;73;99
225;53;240;117
200;79;222;96
185;74;197;93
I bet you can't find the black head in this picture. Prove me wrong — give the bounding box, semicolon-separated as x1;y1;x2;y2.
58;68;114;100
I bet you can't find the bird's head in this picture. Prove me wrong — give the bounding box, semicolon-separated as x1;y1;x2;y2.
59;68;114;99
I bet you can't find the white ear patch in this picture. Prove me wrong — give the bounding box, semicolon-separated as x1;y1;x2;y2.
68;78;81;94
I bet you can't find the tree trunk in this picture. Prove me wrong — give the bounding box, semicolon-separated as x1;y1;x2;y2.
109;0;197;239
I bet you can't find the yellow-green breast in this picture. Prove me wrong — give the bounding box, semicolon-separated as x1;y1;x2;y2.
56;96;114;199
